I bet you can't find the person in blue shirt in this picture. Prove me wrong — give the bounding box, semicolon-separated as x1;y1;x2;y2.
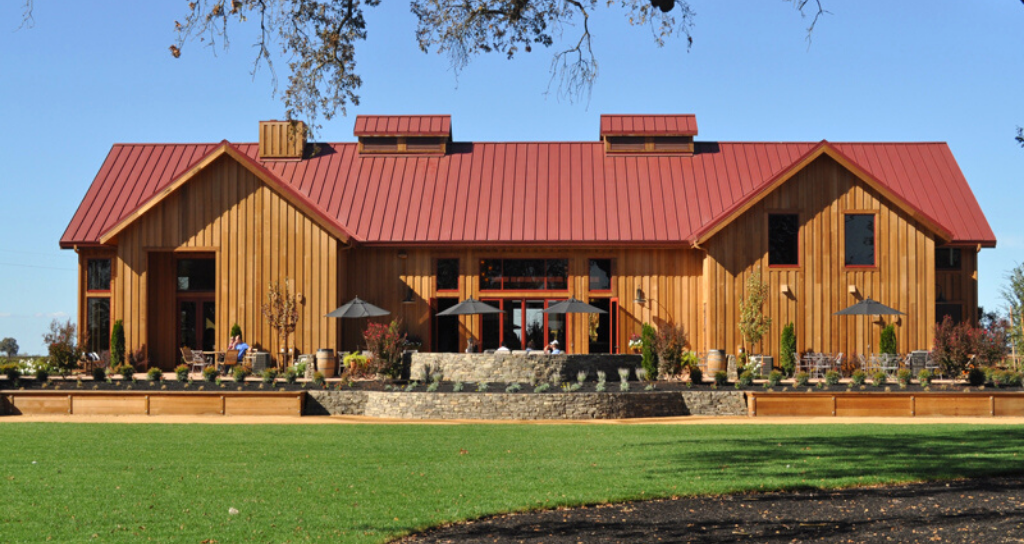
544;340;562;355
234;337;250;361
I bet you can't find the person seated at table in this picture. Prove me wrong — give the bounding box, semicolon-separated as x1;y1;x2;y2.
524;341;536;354
544;340;562;355
227;335;240;350
495;342;511;354
234;336;250;361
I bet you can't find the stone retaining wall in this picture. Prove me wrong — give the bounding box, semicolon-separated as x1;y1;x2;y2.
409;353;643;384
304;390;747;418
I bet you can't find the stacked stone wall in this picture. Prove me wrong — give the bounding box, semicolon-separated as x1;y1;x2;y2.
409;353;643;384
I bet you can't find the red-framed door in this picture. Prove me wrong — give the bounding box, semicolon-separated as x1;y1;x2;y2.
478;298;573;352
177;298;216;354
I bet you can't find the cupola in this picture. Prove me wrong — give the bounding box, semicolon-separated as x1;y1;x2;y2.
354;115;451;155
600;114;697;156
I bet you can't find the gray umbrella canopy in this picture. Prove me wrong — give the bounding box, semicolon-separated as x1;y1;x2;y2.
542;297;607;314
325;296;391;319
833;298;904;316
436;297;502;316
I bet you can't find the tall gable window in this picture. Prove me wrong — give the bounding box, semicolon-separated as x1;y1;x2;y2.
768;214;799;267
844;214;876;267
87;259;111;291
936;248;962;270
85;258;112;353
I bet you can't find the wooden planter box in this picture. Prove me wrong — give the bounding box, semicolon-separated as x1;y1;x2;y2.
0;390;305;417
747;391;1024;418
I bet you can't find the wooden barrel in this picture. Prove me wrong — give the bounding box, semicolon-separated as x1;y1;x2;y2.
707;350;726;374
315;349;337;378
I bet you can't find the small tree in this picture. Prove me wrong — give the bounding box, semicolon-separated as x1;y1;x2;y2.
0;337;18;358
261;278;300;369
779;323;796;376
879;324;897;356
110;320;126;367
1003;262;1024;369
229;323;242;338
654;323;687;379
43;319;83;375
640;323;657;380
738;270;772;355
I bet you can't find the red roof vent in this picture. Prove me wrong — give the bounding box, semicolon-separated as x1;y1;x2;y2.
600;114;697;155
354;115;452;155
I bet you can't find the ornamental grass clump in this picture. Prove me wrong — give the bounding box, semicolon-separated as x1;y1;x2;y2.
202;365;218;382
793;372;810;387
917;369;933;387
34;367;49;383
92;366;106;382
851;370;867;386
452;381;464;392
404;381;418;392
2;363;22;384
476;381;489;392
426;380;439;392
312;371;325;386
619;380;630;392
175;364;189;382
872;371;888;387
533;383;550;393
284;368;298;384
713;370;728;387
147;367;162;383
688;365;703;385
617;367;630;383
766;370;783;388
635;367;648;382
824;370;841;386
505;382;521;393
576;371;588;384
233;366;250;383
897;368;912;389
737;370;754;388
551;372;563;388
595;381;607;392
262;368;278;384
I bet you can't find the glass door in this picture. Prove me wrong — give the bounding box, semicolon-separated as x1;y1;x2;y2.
587;298;619;353
178;299;215;353
433;298;461;352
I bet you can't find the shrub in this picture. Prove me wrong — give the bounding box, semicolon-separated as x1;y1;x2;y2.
43;318;83;375
147;367;162;382
689;366;703;385
896;368;912;388
824;370;841;386
92;366;106;382
576;371;588;384
426;381;439;392
312;371;325;386
2;363;22;382
202;365;218;382
767;370;782;387
635;367;648;382
35;366;49;382
680;351;699;372
534;383;550;393
872;371;888;386
110;320;126;368
363;319;407;380
505;382;521;393
655;323;687;379
284;368;298;384
617;367;630;382
851;370;867;386
115;363;135;380
879;324;898;356
174;364;189;381
233;365;250;383
404;381;418;392
476;381;489;392
262;368;279;384
596;370;607;384
452;381;464;392
713;370;728;386
779;323;797;376
342;352;372;378
794;372;810;387
917;369;933;387
991;369;1009;388
229;323;242;338
596;381;607;392
933;315;1009;378
1005;371;1024;387
640;323;657;380
619;381;629;392
737;370;754;387
966;367;985;387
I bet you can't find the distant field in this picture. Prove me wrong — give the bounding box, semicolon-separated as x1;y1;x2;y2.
1;423;1022;543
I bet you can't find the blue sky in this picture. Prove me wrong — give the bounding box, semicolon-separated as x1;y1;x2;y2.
1;1;1022;355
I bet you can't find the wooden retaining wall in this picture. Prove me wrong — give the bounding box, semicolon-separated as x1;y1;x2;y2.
747;392;1024;418
0;391;304;417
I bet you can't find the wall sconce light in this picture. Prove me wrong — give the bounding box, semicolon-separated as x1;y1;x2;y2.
848;285;861;300
401;286;415;304
780;284;793;297
634;288;646;306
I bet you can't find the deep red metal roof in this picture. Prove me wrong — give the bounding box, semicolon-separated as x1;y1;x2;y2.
600;114;698;137
60;138;995;248
353;115;451;137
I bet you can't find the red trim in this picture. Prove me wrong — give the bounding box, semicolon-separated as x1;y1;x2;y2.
767;213;801;269
843;212;878;269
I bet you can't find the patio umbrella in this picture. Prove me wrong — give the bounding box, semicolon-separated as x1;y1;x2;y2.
436;297;502;316
542;297;607;353
833;298;904;356
326;296;391;319
542;297;607;315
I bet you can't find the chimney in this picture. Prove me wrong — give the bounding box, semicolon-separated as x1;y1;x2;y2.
600;114;697;156
259;120;306;160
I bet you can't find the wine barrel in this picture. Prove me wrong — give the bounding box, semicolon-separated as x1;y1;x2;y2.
707;349;726;374
315;348;337;378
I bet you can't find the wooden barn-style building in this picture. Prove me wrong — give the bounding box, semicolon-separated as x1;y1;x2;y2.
60;115;996;370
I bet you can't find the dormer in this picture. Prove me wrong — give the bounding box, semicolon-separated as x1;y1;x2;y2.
600;114;697;156
354;115;451;155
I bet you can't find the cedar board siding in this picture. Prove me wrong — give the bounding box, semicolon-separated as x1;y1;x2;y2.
703;155;941;363
341;248;704;355
92;156;342;370
935;249;979;326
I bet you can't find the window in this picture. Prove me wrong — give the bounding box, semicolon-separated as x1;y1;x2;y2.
936;248;962;270
177;259;216;292
86;297;110;352
478;259;569;291
844;214;876;267
936;303;963;325
589;259;612;291
436;259;459;292
87;259;111;291
768;214;799;266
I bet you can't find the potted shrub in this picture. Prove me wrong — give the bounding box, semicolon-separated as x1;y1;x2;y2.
738;270;772;375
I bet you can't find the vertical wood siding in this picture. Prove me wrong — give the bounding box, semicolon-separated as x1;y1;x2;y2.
703;155;939;363
106;156;341;369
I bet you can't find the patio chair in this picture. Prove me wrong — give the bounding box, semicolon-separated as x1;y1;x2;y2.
221;349;239;374
181;347;209;375
879;353;900;378
923;352;943;379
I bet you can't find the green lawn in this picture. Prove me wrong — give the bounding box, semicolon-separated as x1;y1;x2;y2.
2;423;1023;543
